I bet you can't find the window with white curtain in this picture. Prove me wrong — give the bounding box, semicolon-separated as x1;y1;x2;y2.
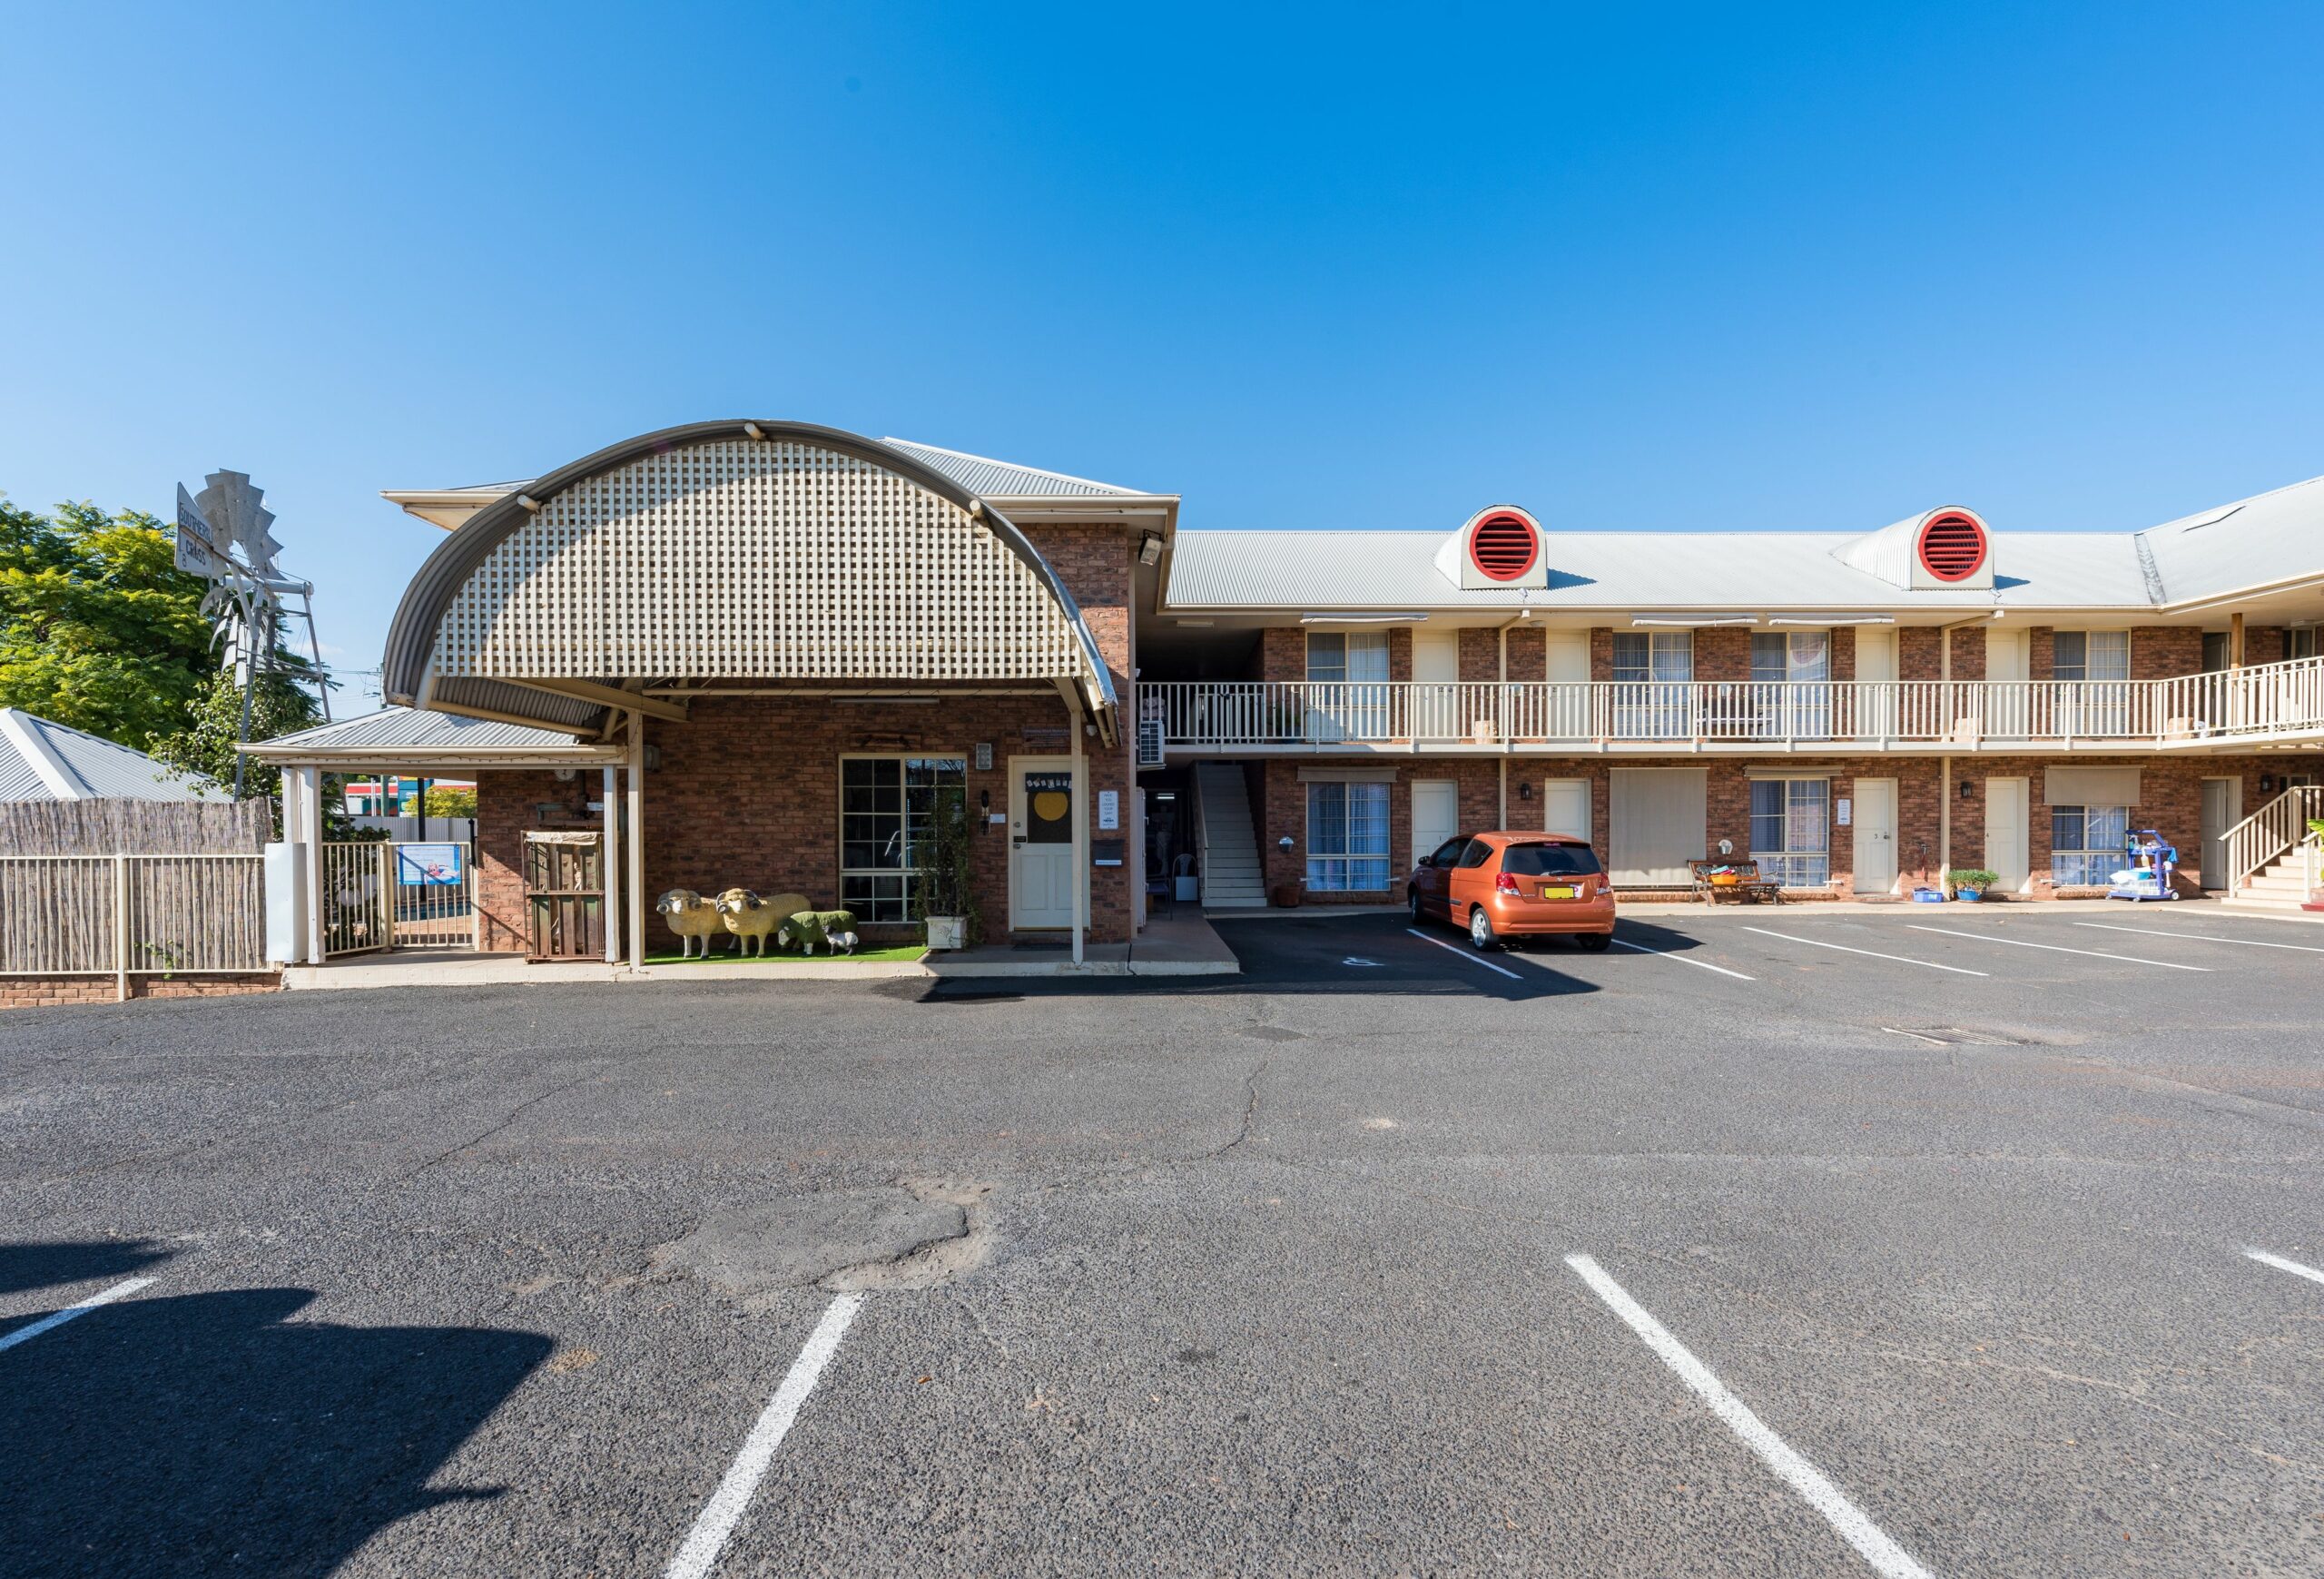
1306;781;1391;891
1748;777;1830;887
1611;631;1692;738
2053;630;2129;681
2050;804;2128;887
1306;630;1390;682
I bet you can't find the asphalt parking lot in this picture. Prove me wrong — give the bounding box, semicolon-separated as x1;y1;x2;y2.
5;904;2323;1576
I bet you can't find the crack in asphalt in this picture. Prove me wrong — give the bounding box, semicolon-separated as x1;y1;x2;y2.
1206;1061;1268;1160
401;1073;598;1179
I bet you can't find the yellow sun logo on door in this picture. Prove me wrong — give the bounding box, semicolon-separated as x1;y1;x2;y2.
1033;791;1069;821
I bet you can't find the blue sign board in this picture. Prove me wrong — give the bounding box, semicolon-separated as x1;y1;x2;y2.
397;843;464;887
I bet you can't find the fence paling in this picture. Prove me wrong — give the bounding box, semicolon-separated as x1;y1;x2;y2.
0;854;265;982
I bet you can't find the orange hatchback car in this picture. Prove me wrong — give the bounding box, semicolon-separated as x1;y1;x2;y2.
1408;831;1617;952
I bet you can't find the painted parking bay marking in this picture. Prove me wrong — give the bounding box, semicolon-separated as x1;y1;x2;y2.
1606;934;1755;981
2246;1248;2324;1289
665;1292;863;1579
1403;928;1524;980
1565;1255;1935;1579
2074;922;2324;955
1740;926;1988;976
1905;926;2211;972
0;1277;155;1355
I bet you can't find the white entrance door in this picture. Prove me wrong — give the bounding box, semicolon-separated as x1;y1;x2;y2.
1542;777;1590;841
1855;628;1898;740
1411;779;1458;870
1009;757;1078;929
1984;776;2030;893
2199;776;2242;891
1852;776;1899;894
1609;768;1706;887
1412;629;1460;743
1985;628;2031;738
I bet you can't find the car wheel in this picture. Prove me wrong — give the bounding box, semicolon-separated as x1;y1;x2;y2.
1409;888;1425;924
1468;905;1499;952
1575;932;1611;952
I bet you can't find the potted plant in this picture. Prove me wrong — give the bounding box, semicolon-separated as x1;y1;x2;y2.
1946;868;1998;902
913;787;977;950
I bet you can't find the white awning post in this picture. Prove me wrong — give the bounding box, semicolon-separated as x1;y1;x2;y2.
1071;695;1087;966
626;711;645;971
301;765;325;966
602;765;621;964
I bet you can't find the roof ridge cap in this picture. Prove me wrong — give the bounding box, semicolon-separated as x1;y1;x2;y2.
0;708;91;799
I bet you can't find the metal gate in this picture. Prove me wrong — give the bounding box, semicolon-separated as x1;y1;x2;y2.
320;840;478;956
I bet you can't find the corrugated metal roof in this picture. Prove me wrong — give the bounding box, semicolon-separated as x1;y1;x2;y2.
0;709;223;801
1166;529;2164;611
2137;473;2324;603
253;707;583;752
881;439;1149;498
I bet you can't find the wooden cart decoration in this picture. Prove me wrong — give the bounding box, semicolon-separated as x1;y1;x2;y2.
523;831;605;959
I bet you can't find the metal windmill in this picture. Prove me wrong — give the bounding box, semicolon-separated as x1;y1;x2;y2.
172;470;331;796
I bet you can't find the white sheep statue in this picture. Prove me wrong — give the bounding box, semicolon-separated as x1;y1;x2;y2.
713;889;783;956
655;889;724;957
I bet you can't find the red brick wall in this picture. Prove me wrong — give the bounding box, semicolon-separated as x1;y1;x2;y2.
1459;628;1499;682
1696;627;1748;685
1;972;279;1010
1829;627;1856;683
1946;626;1985;682
2247;626;2286;666
2132;626;2203;681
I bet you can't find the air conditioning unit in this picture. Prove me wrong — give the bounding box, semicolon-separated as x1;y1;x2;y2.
1433;505;1549;590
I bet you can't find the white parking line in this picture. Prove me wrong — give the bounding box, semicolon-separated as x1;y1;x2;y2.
1608;935;1757;981
2246;1248;2324;1288
1565;1255;1934;1579
1740;926;1989;976
1404;927;1524;981
2076;923;2324;954
0;1277;155;1355
666;1292;864;1579
1906;926;2211;972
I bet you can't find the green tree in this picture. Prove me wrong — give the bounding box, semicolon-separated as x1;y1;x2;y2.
149;665;324;806
424;785;478;819
0;496;217;749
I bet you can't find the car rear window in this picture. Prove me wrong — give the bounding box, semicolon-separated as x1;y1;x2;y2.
1501;843;1603;877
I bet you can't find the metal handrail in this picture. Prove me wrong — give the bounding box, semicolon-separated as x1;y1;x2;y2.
2222;785;2324;898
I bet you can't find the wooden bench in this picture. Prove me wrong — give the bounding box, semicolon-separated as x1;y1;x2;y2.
1689;858;1783;904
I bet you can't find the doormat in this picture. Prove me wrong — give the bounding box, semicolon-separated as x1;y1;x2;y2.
1010;937;1069;951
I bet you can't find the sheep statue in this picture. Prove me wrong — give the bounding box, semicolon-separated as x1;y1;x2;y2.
713;889;783;957
826;930;860;956
712;889;815;957
655;889;724;958
778;908;859;956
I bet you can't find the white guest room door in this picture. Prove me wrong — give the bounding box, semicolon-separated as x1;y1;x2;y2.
1852;777;1898;894
1009;757;1078;929
1411;779;1459;869
1412;630;1460;743
1542;777;1590;841
1985;776;2030;893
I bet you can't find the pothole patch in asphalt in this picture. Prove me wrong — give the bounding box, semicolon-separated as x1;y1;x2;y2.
1881;1026;2024;1047
1238;1024;1306;1042
651;1177;994;1296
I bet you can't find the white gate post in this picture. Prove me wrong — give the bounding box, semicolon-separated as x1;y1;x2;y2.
602;765;621;964
301;765;325;965
113;854;129;1002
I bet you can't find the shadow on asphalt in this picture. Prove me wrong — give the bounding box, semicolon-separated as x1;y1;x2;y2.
918;912;1607;1002
0;1239;175;1298
0;1284;551;1578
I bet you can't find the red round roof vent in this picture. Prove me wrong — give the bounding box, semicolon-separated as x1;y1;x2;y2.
1916;511;1987;582
1468;512;1540;582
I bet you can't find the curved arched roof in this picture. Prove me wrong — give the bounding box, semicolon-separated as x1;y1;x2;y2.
381;420;1118;730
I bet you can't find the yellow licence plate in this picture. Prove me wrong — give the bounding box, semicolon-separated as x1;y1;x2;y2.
1540;884;1577;900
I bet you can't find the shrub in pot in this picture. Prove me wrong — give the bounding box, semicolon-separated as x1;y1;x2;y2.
1945;868;1999;902
912;787;977;950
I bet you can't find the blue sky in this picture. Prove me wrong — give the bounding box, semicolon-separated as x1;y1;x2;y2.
4;2;2320;706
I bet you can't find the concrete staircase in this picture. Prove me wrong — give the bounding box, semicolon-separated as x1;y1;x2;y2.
1193;763;1268;910
2224;844;2316;913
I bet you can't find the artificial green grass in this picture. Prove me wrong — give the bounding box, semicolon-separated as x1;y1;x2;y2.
642;943;928;966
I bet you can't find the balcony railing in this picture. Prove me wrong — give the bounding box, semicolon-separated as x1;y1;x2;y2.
1140;655;2324;753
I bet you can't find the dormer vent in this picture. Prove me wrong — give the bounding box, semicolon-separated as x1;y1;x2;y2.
1834;506;1994;591
1435;505;1549;589
1916;511;1987;582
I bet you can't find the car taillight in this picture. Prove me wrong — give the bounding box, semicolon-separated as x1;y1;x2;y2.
1495;872;1521;893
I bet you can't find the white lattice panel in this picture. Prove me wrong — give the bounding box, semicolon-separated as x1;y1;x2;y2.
432;438;1089;683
